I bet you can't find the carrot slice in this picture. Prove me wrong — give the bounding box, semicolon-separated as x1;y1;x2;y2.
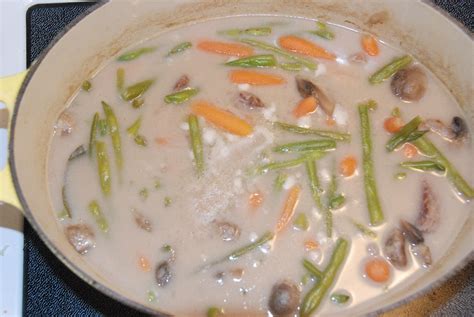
361;34;380;56
293;96;318;118
384;116;403;133
278;35;336;60
191;101;253;136
249;190;264;209
304;239;320;251
197;40;253;57
339;155;357;177
229;70;286;85
403;143;418;158
326;117;336;127
365;258;391;283
276;185;301;233
138;256;151;272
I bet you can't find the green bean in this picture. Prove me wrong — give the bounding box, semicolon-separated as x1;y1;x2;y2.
164;196;172;207
413;137;474;199
349;218;377;239
404;130;428;143
61;185;72;218
329;194;345;210
95;141;111;196
102;101;123;169
69;145;87;161
310;21;335;40
225;54;277;68
126;117;141;137
293;213;309;231
386;116;423;151
132;98;144;109
391;107;401;117
330;293;350;304
207;307;225;317
139;188;148;200
120;79;155;101
88;200;109;233
89;113;99;157
147;290;156;302
188;114;204;176
279;62;303;72
400;160;446;173
134;134;147;146
395;172;407;180
165;87;199;104
300;238;349;317
166;41;192;56
359;101;384;226
369;55;413;84
81;80;92;91
116;68;125;91
256;151;326;174
274;173;287;191
117;47;156;61
306;159;332;237
240;39;317;70
303;258;323;280
273;122;351;142
273;139;336;153
219;27;271;37
97;119;108;136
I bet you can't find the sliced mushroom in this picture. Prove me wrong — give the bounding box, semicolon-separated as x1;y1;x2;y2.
268;280;300;316
295;77;335;116
451;116;468;140
412;243;432;266
229;268;245;282
348;52;367;64
215;221;241;242
238;92;265;109
132;209;152;232
400;220;424;245
173;74;190;92
416;181;440;233
65;224;95;255
155;261;172;287
390;66;427;102
55;111;75;136
420;119;456;141
383;228;407;269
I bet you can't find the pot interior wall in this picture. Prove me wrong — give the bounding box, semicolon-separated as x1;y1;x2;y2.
11;0;472;314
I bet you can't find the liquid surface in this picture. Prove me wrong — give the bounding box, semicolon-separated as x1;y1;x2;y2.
47;16;473;316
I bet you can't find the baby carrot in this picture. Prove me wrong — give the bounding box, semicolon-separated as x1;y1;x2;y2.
276;185;301;233
197;40;253;57
384;116;403;133
229;70;285;85
304;239;319;251
138;256;151;272
365;258;391;283
191;101;253;136
278;35;336;60
293;96;318;118
339;156;357;177
361;34;380;56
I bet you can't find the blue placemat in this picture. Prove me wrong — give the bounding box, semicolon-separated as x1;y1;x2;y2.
24;1;473;316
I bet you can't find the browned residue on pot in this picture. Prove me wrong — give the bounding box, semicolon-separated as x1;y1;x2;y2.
0;108;8;129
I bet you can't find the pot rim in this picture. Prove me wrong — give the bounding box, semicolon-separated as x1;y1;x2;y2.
8;1;473;315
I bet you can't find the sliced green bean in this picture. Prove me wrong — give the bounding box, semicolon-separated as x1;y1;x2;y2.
120;79;155;101
273;139;336;153
274;122;351;142
349;218;377;239
61;185;72;218
68;145;87;161
81;80;92;91
147;290;156;302
225;54;277;68
359;101;384;226
97;119;108;136
116;68;125;91
132;98;144;109
279;62;303;72
293;213;309;231
117;47;156;61
303;258;323;280
400;160;446;173
167;41;192;56
88;200;109;233
164;196;172;207
256;151;326;174
310;21;335;40
207;307;225;317
240;39;317;70
329;194;345;210
95;141;111;196
330;293;350;304
134;135;147;146
300;238;349;317
89;113;99;158
139;188;148;200
165;87;199;104
274;173;287;191
395;172;407;180
386;116;423;152
188;115;204;176
219;27;271;37
369;55;413;84
306;159;332;237
126;117;141;137
102;101;123;170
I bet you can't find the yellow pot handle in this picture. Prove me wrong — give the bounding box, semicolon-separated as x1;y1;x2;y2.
0;70;28;210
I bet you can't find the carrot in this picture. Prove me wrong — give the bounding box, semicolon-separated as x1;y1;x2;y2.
138;256;151;272
326;117;336;127
339;156;357;177
403;143;418;158
278;35;336;60
361;35;380;56
276;185;301;233
365;258;391;283
304;239;319;251
384;116;403;133
293;96;318;118
155;137;169;145
229;70;286;85
191;101;253;136
249;190;264;209
197;40;253;57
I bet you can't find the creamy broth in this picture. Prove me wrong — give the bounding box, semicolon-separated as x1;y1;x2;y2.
47;16;473;316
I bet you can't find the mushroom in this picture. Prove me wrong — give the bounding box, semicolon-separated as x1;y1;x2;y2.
400;220;424;245
420;119;456;141
238;92;265;109
65;224;95;255
390;66;427;102
132;209;152;232
55;111;75;136
383;228;408;269
295;77;335;116
412;243;432;267
268;280;300;316
416;181;440;233
155;261;172;287
173;74;190;92
215;221;241;242
451;116;468;140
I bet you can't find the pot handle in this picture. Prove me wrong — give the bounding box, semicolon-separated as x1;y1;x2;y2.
0;70;28;210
